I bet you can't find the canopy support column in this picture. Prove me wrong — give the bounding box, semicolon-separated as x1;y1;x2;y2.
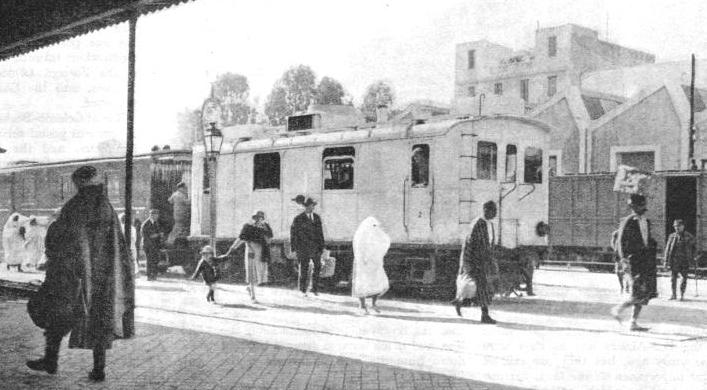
124;12;137;253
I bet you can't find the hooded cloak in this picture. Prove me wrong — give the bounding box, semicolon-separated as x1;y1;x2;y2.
3;212;28;266
23;216;46;267
352;216;390;298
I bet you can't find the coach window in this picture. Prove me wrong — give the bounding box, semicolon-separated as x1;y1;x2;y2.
323;147;355;190
477;141;497;180
253;152;281;190
104;171;120;202
505;144;517;182
21;175;36;206
524;147;543;184
59;174;73;200
411;144;429;187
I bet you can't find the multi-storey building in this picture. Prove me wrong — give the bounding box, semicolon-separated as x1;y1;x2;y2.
453;24;655;114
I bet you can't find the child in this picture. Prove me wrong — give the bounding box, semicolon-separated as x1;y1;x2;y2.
191;245;227;303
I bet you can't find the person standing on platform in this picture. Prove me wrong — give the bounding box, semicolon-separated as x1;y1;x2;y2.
23;216;46;270
611;194;658;331
664;219;695;301
141;209;164;281
352;216;390;315
26;165;134;382
290;197;325;297
452;200;497;324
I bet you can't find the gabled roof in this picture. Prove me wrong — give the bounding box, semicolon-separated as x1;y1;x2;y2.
0;0;194;62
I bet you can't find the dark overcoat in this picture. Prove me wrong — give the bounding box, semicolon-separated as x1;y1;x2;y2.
458;217;493;306
43;184;135;349
290;212;325;260
664;231;695;272
617;214;658;304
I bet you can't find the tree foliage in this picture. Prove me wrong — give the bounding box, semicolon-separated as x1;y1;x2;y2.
213;73;253;126
264;65;317;125
360;81;395;122
315;76;346;105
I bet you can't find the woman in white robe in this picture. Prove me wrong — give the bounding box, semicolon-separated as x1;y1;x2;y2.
119;213;140;275
3;212;28;271
23;216;46;269
352;216;390;314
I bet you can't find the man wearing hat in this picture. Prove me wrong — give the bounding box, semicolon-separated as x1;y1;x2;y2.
141;209;164;281
290;196;325;297
611;193;658;331
26;165;134;381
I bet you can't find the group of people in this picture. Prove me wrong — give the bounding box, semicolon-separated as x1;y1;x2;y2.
2;212;52;271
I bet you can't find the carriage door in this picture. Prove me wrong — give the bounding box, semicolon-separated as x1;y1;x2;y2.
407;144;433;240
665;176;697;242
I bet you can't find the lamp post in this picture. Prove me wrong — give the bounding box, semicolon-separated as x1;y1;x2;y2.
201;98;223;250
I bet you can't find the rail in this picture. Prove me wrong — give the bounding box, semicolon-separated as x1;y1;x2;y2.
541;259;707;274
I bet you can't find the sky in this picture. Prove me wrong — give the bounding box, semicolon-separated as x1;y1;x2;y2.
1;0;706;164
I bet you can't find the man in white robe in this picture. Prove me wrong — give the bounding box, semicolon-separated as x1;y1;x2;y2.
352;216;390;314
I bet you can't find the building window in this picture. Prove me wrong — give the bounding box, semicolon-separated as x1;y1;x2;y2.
505;144;517;182
547;75;557;97
467;86;476;97
253;152;281;190
104;171;120;202
411;144;429;187
548;36;557;57
323;147;355;190
520;79;529;102
59;173;73;200
618;151;654;172
524;147;543;183
467;50;475;69
549;155;558;177
494;82;503;95
477;141;497;180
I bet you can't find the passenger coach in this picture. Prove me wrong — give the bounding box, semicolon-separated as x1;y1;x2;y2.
190;110;552;294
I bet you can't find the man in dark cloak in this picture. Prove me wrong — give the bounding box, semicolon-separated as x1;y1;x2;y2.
453;200;497;324
611;194;657;331
26;165;135;381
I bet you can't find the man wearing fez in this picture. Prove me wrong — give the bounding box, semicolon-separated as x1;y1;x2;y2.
611;193;658;331
142;209;164;281
664;219;696;301
290;196;325;297
27;166;134;382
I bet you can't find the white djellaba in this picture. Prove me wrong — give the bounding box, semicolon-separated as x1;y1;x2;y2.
351;216;390;299
2;212;28;268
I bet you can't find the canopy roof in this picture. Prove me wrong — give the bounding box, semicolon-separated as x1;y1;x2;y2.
0;0;193;62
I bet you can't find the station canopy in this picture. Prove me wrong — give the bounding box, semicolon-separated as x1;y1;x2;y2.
0;0;193;62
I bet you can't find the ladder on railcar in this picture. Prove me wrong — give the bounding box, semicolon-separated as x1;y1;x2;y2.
458;130;477;224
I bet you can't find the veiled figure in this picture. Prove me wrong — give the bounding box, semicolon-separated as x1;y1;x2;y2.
23;216;47;268
352;216;390;313
3;212;28;269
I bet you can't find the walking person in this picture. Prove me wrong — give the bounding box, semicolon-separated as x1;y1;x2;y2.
664;219;695;301
141;209;164;281
452;200;497;324
611;194;658;331
23;216;46;270
290;196;325;297
120;213;140;276
223;211;274;301
352;217;390;315
191;245;228;303
26;165;134;382
2;212;27;271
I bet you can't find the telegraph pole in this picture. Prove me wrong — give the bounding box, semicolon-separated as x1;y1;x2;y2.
689;54;697;170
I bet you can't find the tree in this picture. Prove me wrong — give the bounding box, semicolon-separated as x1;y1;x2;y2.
264;65;317;125
315;76;346;105
96;139;124;157
175;107;201;148
360;81;395;122
213;73;253;126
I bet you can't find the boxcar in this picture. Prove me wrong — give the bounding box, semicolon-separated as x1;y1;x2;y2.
190;115;553;295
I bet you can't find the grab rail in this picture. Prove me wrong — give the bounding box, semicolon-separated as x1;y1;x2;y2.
429;175;435;230
402;176;409;233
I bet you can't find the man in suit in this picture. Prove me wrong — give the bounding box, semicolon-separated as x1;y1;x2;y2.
664;219;695;301
452;200;497;324
141;209;164;281
290;196;325;297
611;194;658;331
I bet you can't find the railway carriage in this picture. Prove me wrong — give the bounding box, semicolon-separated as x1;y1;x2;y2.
190;113;552;295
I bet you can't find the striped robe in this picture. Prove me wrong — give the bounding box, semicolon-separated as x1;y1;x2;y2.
457;217;493;306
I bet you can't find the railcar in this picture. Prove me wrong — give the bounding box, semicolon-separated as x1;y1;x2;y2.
0;150;191;260
190;113;552;295
548;171;707;273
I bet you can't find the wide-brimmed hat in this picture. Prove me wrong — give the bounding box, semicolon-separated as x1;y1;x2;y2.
628;193;646;206
200;245;214;255
303;197;317;207
252;210;265;220
291;194;305;205
71;165;97;183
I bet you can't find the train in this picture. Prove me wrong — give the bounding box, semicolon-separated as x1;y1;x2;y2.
0;149;192;260
190;110;553;295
